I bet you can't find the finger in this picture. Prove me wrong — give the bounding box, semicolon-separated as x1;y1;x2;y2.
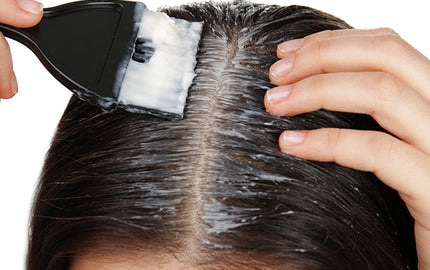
270;33;430;102
279;128;430;268
278;128;430;203
265;72;430;154
0;31;17;98
277;28;397;58
0;0;43;27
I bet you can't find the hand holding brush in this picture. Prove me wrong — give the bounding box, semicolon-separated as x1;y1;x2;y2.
0;0;43;99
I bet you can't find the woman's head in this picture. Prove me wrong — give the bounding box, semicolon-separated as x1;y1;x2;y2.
27;1;416;269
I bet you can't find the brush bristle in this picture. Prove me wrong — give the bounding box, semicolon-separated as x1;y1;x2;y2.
118;8;203;118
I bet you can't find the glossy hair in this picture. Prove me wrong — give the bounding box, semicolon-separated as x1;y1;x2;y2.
27;1;416;269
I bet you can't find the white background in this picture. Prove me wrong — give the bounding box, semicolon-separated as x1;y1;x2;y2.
1;0;429;268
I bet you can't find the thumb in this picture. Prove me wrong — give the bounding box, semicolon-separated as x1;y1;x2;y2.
0;0;43;28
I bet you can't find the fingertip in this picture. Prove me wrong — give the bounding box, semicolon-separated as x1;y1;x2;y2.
263;91;271;111
264;86;293;116
278;131;289;153
25;8;44;27
277;45;288;59
268;70;279;85
0;88;15;99
10;71;18;95
18;0;44;27
277;38;305;58
264;89;277;114
0;71;18;99
279;130;307;155
0;0;43;27
17;0;43;14
269;55;294;85
269;68;283;86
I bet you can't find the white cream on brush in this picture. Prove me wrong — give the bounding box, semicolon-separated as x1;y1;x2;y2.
119;8;203;115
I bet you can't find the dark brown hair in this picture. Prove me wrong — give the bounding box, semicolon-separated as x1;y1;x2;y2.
27;1;416;269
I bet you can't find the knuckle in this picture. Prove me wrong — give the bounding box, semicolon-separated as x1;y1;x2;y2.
365;131;393;163
371;33;406;56
323;128;343;150
319;29;336;39
306;30;334;43
378;27;398;36
373;72;405;103
311;39;329;73
295;39;328;73
302;74;320;91
307;74;328;100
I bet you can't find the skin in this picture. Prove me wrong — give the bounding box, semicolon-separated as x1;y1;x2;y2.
0;0;43;99
265;28;430;270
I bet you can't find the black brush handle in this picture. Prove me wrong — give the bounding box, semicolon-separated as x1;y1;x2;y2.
0;1;145;111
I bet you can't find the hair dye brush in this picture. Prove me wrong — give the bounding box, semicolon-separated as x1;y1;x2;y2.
0;0;203;119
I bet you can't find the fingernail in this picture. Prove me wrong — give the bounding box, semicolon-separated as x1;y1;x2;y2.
266;85;291;104
270;55;294;79
281;131;306;146
278;38;305;55
10;71;18;95
17;0;43;14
